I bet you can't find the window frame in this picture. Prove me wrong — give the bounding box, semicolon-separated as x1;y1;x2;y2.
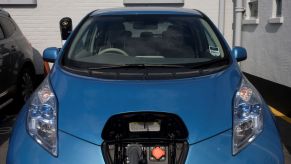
269;0;284;24
243;0;260;25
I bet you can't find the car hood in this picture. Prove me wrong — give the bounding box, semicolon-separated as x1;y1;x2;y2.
50;65;241;145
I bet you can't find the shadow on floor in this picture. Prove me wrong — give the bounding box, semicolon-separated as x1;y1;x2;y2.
244;72;291;154
275;116;291;154
0;103;19;146
244;72;291;117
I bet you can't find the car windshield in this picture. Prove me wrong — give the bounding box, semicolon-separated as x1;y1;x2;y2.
64;15;228;69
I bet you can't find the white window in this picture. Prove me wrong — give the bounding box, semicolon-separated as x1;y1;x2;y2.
243;0;259;24
269;0;284;24
274;0;282;17
248;0;258;18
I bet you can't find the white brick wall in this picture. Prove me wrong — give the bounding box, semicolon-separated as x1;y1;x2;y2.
185;0;219;24
241;0;291;87
3;0;233;54
224;0;234;46
185;0;234;45
4;0;123;54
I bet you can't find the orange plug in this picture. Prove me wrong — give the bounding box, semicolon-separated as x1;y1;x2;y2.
151;146;166;160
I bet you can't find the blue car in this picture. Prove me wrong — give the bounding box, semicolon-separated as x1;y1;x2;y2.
7;7;284;164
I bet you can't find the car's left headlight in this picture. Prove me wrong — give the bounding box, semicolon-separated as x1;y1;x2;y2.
233;77;263;155
27;77;58;156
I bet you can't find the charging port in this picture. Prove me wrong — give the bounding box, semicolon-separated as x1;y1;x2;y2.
101;112;189;164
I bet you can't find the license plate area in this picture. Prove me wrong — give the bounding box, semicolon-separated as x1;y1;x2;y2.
129;121;161;132
102;141;188;164
101;112;189;163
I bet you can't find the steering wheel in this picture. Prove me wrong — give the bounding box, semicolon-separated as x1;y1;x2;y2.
97;48;129;56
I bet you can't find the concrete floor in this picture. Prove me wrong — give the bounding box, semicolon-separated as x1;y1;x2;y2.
0;103;17;164
1;102;291;163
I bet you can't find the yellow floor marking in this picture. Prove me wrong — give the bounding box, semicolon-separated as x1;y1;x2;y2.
269;106;291;124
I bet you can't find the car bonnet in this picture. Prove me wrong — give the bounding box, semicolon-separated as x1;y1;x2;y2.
50;64;241;145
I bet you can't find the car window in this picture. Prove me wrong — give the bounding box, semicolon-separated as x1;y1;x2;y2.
65;15;227;68
201;20;225;57
0;16;16;38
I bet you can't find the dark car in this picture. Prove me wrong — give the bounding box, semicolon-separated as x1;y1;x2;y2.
0;9;44;110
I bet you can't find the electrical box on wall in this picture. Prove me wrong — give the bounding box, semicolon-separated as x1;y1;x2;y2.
0;0;37;5
124;0;184;4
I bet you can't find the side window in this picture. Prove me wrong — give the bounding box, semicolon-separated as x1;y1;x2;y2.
68;18;96;59
0;16;16;38
200;19;225;58
0;26;4;40
204;30;216;47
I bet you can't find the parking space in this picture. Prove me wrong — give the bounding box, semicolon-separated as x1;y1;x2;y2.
277;117;291;162
0;103;18;164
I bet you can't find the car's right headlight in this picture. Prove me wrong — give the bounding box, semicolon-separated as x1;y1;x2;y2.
27;77;58;156
233;77;263;155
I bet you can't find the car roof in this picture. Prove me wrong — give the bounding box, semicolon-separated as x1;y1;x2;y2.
90;7;203;17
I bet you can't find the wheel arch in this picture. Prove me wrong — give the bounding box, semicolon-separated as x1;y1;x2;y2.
20;59;36;75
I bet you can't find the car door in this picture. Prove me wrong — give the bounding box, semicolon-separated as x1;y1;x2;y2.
0;15;16;99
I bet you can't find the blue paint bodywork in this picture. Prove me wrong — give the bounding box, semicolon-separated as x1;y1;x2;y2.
90;7;202;16
7;103;284;163
49;62;241;145
232;47;247;62
7;7;284;163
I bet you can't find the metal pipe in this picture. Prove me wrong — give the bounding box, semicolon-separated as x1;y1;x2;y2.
218;0;225;35
234;0;244;46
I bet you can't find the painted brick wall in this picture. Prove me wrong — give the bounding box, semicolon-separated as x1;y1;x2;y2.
185;0;233;45
241;0;291;87
3;0;123;54
224;0;234;46
3;0;233;54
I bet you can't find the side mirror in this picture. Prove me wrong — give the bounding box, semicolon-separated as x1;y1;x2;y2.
232;47;247;62
43;47;59;63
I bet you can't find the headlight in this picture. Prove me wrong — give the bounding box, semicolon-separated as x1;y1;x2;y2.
27;77;58;156
233;77;263;155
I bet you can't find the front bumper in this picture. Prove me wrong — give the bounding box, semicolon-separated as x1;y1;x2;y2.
7;107;284;164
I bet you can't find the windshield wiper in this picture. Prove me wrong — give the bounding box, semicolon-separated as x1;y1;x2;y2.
87;58;229;71
188;58;229;69
87;64;186;71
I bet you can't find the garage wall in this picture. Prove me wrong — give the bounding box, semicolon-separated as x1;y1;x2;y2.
241;0;291;88
2;0;233;54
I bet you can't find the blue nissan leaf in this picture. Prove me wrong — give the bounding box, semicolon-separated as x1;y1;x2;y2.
7;7;284;164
